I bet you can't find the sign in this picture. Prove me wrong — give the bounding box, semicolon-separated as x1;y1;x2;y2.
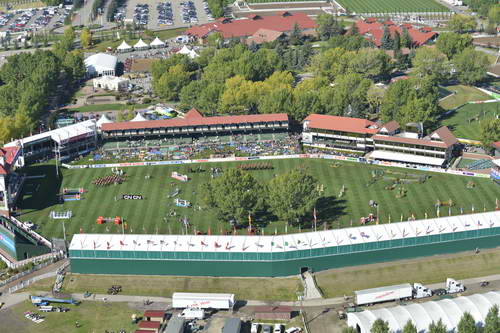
122;194;143;200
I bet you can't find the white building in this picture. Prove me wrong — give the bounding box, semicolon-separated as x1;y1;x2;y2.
93;76;129;91
85;53;118;77
348;291;500;333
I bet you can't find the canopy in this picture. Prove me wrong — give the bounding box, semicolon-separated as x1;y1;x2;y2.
150;37;165;48
370;150;445;167
130;112;148;122
177;45;199;59
134;39;149;49
96;114;113;128
117;40;132;51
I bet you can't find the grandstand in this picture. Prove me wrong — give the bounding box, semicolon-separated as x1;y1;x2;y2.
69;211;500;277
464;159;494;170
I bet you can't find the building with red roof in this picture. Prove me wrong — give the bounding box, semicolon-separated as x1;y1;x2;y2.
355;19;437;47
138;320;161;332
185;12;317;43
0;146;22;216
302;114;380;152
143;310;166;323
101;111;289;139
302;115;457;167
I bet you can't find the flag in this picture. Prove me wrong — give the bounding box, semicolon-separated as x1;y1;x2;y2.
201;241;207;246
285;223;288;234
156;226;159;235
313;207;317;224
436;206;440;217
472;205;475;213
460;207;464;214
248;214;252;228
350;219;353;227
424;212;428;219
233;226;237;236
208;227;211;236
80;227;84;233
496;198;499;210
448;206;451;216
262;228;265;236
411;213;415;221
214;242;221;248
388;214;391;224
400;214;403;222
124;222;128;230
274;227;277;235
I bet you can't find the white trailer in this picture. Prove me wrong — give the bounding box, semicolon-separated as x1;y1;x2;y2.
172;292;235;310
355;284;413;306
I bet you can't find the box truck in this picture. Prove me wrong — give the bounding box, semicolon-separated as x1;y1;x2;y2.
172;293;235;310
355;282;432;306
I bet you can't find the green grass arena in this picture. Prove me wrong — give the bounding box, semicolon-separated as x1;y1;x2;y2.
17;158;500;242
334;0;448;13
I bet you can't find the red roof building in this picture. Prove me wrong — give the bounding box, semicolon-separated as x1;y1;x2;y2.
138;320;161;332
246;28;285;45
303;114;379;135
101;113;289;139
355;19;437;47
0;146;20;175
185;12;317;41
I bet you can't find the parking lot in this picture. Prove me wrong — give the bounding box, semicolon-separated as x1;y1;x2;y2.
124;0;213;30
0;6;70;33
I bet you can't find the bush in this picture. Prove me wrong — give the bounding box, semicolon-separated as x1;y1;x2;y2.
142;97;151;104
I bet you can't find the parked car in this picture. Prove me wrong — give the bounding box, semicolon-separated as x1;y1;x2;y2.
251;323;260;333
262;325;272;333
274;324;283;333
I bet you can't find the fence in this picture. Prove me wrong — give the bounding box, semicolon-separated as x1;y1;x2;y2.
62;153;492;179
7;271;57;294
0;253;63;288
9;216;52;248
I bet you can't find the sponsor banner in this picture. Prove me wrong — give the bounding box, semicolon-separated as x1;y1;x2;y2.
122;194;143;200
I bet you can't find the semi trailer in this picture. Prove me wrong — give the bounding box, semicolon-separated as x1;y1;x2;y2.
355;282;432;306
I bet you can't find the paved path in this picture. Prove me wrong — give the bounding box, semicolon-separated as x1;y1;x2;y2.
303;272;323;300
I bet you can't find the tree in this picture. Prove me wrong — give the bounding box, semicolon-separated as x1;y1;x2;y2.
380;26;393;50
402;320;417;333
218;75;261;114
154;64;191;101
435;32;473;59
371;318;390;333
401;27;413;48
342;327;357;333
484;305;500;333
289;23;303;46
326;73;373;117
448;14;476;33
393;31;401;51
428;320;447;333
316;13;343;41
479;118;500;152
267;168;320;225
201;168;264;223
457;312;476;333
367;84;386;114
453;48;490;85
309;47;354;81
207;32;223;48
412;47;450;83
488;4;500;25
348;48;392;81
80;27;92;49
63;50;86;85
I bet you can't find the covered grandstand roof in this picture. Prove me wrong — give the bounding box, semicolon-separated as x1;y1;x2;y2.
348;291;500;333
0;146;20;175
5;120;96;147
101;113;288;131
303;114;379;135
69;211;500;253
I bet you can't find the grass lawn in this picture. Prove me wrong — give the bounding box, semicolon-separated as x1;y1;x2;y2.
315;247;500;298
17;159;500;241
438;85;491;110
333;0;447;13
61;273;302;301
8;300;137;333
65;103;150;113
440;102;500;139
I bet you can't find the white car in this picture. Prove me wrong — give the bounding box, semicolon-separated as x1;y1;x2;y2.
274;324;283;333
285;328;302;333
251;323;260;333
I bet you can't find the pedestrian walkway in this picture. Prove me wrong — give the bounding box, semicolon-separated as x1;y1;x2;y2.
303;271;323;300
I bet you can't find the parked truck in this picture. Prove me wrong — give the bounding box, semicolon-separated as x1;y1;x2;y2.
179;308;205;320
446;278;465;293
355;282;432;306
172;292;235;310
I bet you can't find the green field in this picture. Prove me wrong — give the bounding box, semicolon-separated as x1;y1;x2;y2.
7;300;138;333
440;102;500;140
17;158;500;241
335;0;447;13
439;85;491;110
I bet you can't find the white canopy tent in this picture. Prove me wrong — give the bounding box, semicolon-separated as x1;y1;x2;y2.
370;150;445;167
117;40;132;52
177;45;199;59
130;112;148;122
96;114;113;129
150;37;166;48
133;39;149;50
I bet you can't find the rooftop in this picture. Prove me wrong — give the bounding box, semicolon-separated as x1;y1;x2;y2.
144;310;166;318
138;320;161;329
84;53;118;71
101;113;288;132
185;12;316;39
0;146;20;175
355;19;437;47
304;114;379;135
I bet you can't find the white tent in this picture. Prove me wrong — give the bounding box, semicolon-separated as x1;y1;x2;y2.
96;114;113;129
130;112;148;122
177;45;199;59
150;37;166;48
117;40;132;52
133;39;149;50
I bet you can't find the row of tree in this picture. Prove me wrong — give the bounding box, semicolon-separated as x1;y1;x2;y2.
0;27;86;143
350;304;500;333
202;168;320;225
